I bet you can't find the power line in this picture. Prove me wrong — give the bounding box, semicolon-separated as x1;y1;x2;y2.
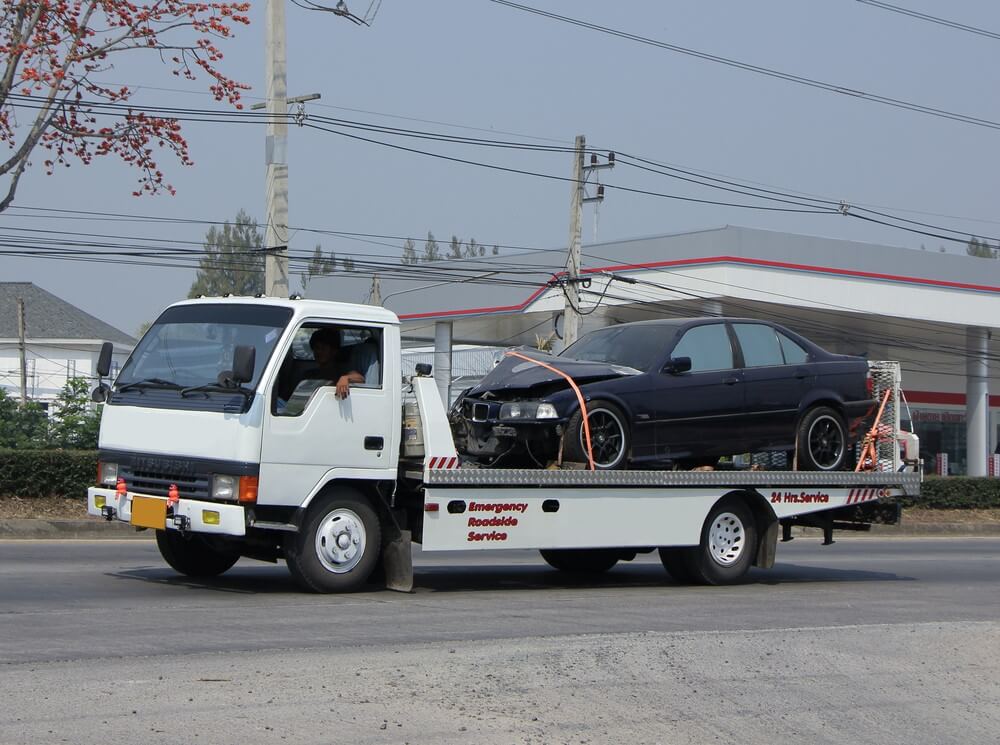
857;0;1000;41
487;0;1000;132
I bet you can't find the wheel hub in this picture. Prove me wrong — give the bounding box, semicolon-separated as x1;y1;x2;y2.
315;508;367;574
707;512;745;566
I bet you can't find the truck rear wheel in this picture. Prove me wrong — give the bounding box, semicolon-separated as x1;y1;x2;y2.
684;497;757;585
155;530;240;578
285;489;381;593
540;548;619;574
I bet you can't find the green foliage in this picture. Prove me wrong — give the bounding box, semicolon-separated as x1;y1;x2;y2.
401;238;418;265
0;388;48;448
901;477;1000;510
448;235;462;259
422;231;441;262
0;379;102;450
188;210;265;298
301;244;338;291
966;237;997;259
48;378;102;449
0;449;97;498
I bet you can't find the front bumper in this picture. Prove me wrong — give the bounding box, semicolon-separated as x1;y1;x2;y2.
87;487;247;537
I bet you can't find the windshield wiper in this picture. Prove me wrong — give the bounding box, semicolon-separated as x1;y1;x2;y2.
117;377;184;393
180;382;254;401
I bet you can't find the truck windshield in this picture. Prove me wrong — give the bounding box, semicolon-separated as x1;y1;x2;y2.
116;304;293;392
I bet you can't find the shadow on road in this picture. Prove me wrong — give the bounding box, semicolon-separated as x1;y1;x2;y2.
105;559;911;596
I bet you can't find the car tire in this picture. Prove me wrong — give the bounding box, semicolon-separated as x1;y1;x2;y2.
155;530;241;578
797;406;848;471
540;548;619;574
657;547;699;584
683;497;757;585
564;401;630;470
285;489;381;593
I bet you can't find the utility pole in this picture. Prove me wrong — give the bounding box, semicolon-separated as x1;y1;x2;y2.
562;135;614;347
369;274;382;306
16;297;27;405
261;0;321;297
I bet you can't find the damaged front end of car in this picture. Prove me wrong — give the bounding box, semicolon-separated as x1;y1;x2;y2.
449;350;639;467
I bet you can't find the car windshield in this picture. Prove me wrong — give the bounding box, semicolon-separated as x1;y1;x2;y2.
560;323;679;371
116;304;293;391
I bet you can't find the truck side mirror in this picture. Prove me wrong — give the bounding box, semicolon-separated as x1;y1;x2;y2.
664;356;692;374
96;341;113;378
232;345;256;385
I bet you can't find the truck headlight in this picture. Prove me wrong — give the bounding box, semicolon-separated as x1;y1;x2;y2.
499;402;559;420
97;461;119;486
212;474;237;500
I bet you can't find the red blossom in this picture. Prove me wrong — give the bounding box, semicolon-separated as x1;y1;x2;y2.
0;1;252;209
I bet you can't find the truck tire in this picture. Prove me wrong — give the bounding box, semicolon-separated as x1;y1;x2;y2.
564;401;630;470
684;497;757;585
657;547;698;584
540;548;619;574
797;406;848;471
285;489;381;593
155;530;240;578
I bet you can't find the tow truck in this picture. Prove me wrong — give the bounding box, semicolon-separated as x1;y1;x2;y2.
86;297;920;592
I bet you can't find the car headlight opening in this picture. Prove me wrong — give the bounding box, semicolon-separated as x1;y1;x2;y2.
499;402;558;420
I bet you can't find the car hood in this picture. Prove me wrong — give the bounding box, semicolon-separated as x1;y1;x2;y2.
464;349;641;397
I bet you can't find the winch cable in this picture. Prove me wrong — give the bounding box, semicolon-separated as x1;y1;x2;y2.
504;351;595;471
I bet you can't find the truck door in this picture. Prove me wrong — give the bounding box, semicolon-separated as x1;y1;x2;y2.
258;322;395;507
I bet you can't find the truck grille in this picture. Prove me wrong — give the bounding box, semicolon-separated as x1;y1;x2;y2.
120;465;211;500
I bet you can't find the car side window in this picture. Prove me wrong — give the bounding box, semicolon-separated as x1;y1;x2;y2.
777;331;809;364
734;323;784;367
671;324;733;372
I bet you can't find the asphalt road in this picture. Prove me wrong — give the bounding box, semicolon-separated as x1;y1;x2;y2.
1;538;998;744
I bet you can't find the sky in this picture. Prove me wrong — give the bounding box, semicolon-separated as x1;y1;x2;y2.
2;0;1000;337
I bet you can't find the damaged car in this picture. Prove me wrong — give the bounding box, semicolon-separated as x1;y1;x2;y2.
450;317;874;471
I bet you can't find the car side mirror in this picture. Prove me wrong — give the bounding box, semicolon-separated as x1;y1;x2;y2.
232;345;256;385
664;356;692;374
96;341;113;378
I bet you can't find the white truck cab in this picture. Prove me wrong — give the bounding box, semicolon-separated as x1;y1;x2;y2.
88;297;920;593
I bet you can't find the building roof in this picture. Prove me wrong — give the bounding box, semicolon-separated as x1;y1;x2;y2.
0;282;136;345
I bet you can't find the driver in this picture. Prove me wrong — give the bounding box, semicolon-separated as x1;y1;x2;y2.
308;327;364;399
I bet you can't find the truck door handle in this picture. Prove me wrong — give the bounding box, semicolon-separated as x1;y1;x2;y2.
364;436;384;451
723;376;739;385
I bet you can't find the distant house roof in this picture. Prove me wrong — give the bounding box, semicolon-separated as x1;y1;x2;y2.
0;282;136;346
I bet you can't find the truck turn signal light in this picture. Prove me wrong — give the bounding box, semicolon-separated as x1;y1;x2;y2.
238;476;259;504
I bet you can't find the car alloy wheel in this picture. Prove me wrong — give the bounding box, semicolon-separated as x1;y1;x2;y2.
807;413;846;470
580;406;627;469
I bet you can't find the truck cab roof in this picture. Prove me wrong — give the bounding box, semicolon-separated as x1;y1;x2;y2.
172;295;401;326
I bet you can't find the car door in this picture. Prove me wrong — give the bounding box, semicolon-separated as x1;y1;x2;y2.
258;321;395;508
650;322;744;460
732;323;813;451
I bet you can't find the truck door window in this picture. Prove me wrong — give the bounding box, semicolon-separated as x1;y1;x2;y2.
273;323;383;416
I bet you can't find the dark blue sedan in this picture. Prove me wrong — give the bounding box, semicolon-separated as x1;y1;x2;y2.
450;318;874;471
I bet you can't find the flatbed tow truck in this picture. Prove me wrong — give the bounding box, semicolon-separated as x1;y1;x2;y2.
86;297;921;592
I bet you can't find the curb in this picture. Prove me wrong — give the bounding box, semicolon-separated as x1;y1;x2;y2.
0;519;153;540
1;519;999;540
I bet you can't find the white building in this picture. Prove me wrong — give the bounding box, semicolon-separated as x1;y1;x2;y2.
0;282;135;407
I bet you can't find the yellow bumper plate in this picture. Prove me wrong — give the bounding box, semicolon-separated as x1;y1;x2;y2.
131;495;167;530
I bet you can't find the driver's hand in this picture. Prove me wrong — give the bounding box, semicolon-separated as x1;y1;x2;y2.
335;375;351;399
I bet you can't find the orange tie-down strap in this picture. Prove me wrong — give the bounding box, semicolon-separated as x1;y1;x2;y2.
505;351;595;471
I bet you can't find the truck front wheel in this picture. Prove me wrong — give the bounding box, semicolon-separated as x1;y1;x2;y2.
155;530;241;578
285;489;381;593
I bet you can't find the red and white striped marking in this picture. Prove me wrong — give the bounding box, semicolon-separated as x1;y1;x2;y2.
846;488;881;504
426;456;459;470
